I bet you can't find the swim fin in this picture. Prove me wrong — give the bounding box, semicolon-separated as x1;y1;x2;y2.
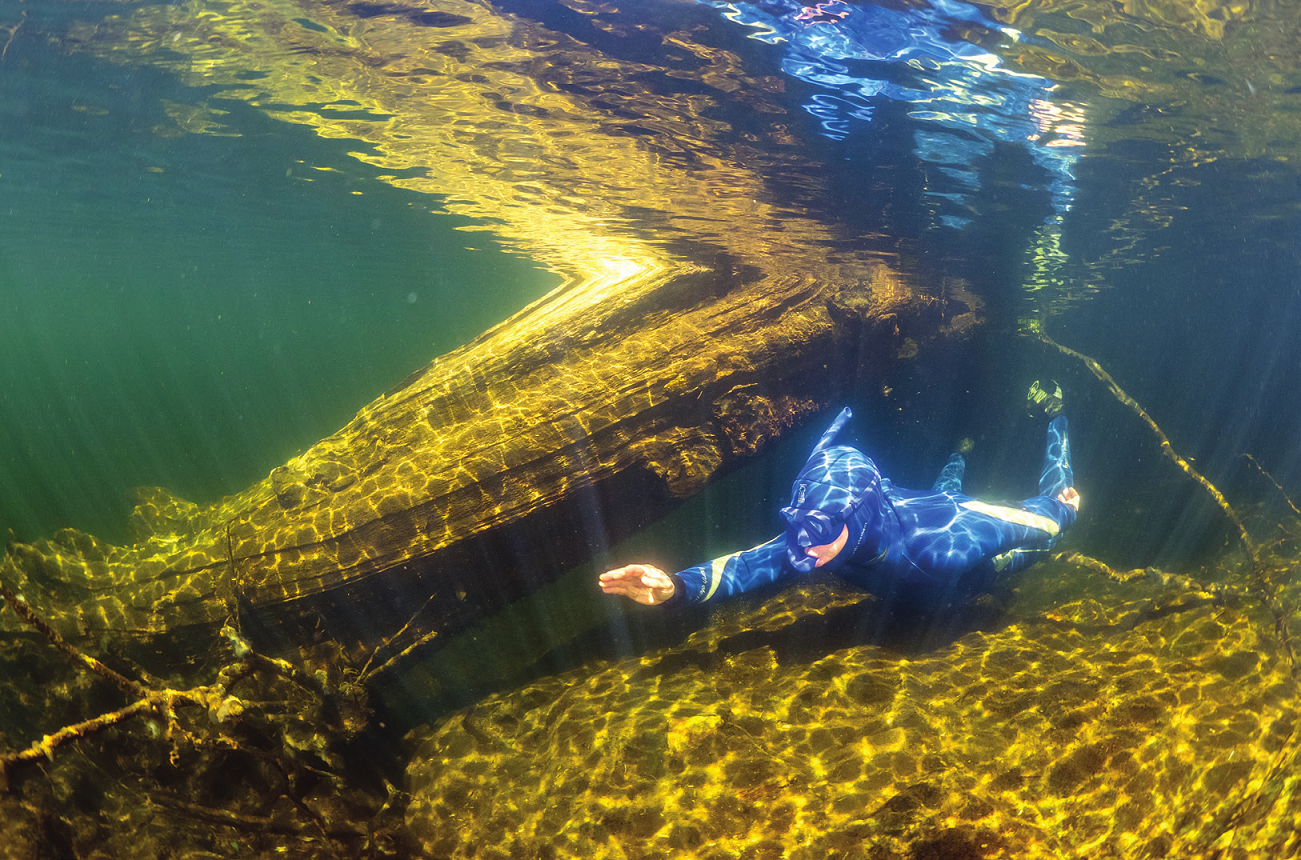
1026;380;1064;419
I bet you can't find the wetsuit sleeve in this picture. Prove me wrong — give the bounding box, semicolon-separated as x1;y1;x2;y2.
1022;494;1078;533
669;536;794;605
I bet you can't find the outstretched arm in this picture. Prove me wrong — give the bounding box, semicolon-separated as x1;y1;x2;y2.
601;536;794;607
599;564;677;606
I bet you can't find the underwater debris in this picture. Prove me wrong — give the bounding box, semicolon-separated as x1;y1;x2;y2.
1040;333;1300;672
1040;333;1256;559
1053;549;1245;598
396;336;1301;860
358;591;442;682
0;571;400;857
0;265;977;656
1243;452;1301;520
5;0;994;649
0;9;23;61
6;329;1301;858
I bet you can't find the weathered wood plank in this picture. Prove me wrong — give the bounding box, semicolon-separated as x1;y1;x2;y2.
2;267;981;644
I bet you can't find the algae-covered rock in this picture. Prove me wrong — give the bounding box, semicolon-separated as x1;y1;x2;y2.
4;0;990;652
405;563;1300;859
1;267;975;653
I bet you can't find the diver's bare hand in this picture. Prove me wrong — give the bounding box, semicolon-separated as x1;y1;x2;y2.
599;564;676;606
1058;487;1081;512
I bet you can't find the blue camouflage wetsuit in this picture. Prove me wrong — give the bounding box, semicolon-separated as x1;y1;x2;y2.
669;408;1076;604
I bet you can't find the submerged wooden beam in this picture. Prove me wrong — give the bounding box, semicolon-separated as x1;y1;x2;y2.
2;266;981;643
5;0;986;648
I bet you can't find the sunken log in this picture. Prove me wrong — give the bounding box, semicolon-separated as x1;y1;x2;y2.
10;0;978;649
1;267;982;646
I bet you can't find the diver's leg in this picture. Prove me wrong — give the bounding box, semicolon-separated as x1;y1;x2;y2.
1038;415;1073;499
932;453;966;494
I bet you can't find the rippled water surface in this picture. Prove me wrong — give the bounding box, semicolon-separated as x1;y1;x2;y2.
2;1;1301;857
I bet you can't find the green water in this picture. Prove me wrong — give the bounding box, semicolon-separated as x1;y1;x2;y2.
0;49;557;544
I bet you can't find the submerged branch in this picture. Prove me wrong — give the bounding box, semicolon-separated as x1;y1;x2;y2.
0;698;158;778
0;586;362;806
0;569;147;700
1040;333;1257;562
363;629;441;681
1243;453;1301;519
0;666;254;788
1040;335;1301;671
359;593;438;682
0;10;23;61
1053;550;1246;600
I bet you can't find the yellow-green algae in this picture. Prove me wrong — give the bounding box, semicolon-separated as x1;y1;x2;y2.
2;0;965;643
407;561;1301;860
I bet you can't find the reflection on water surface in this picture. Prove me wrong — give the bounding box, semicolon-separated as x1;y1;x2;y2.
3;0;1301;857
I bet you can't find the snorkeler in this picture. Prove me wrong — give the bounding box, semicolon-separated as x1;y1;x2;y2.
599;383;1080;607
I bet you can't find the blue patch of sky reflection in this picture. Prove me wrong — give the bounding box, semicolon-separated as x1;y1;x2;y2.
698;0;1086;228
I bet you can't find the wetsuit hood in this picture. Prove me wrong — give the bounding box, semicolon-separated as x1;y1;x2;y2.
780;408;893;573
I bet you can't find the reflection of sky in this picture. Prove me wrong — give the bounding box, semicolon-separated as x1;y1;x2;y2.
699;0;1085;228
